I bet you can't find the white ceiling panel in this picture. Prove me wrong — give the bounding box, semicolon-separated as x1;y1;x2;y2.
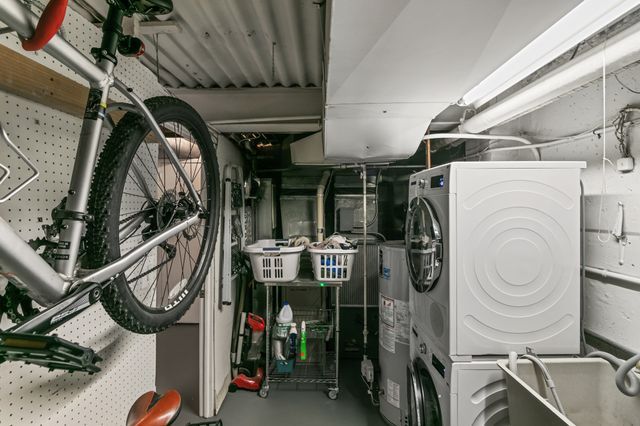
324;0;584;161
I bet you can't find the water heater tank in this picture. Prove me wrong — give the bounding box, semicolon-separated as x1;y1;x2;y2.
378;241;410;426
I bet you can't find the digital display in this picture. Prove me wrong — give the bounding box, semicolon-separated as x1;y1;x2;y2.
430;175;444;188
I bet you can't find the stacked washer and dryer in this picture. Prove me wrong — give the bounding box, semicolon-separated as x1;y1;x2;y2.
404;161;584;426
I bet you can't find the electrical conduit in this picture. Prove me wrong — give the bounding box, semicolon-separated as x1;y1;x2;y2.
362;164;368;355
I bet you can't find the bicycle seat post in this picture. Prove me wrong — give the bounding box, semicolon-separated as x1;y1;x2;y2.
93;5;124;65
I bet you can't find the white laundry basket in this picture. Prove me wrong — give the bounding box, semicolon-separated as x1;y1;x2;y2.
245;239;305;283
308;246;358;282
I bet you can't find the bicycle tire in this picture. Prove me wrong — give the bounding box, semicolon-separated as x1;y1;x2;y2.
85;96;219;333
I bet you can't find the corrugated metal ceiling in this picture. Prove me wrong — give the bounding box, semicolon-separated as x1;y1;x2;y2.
72;0;325;89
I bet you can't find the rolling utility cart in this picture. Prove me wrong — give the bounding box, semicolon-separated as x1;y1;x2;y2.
262;279;341;399
245;240;357;400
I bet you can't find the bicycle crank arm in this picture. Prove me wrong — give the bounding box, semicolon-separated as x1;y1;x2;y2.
8;283;102;335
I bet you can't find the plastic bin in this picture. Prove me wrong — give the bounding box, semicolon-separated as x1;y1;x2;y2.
275;359;295;374
308;247;358;282
245;239;305;283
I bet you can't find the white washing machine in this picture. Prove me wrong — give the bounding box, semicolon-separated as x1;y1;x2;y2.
407;324;509;426
405;161;584;359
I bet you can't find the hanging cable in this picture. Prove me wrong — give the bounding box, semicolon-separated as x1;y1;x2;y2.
596;39;615;244
360;373;380;406
615;73;640;95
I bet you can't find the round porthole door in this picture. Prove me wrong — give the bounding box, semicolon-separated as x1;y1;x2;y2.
407;362;423;426
405;196;443;292
407;358;443;426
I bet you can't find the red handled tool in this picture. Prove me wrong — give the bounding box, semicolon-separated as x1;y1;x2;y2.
229;368;264;392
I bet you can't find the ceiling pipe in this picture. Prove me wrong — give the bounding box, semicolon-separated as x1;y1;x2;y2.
423;132;540;160
316;170;331;242
584;266;640;289
208;115;322;125
459;19;640;135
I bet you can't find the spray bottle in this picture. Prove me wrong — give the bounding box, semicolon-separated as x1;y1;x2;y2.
300;321;307;361
288;323;298;360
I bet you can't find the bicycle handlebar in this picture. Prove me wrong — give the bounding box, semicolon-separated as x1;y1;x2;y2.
21;0;68;51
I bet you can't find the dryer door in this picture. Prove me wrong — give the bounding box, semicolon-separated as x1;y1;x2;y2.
405;196;443;293
407;358;443;426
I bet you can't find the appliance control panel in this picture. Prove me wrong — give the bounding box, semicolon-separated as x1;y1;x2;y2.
409;164;451;199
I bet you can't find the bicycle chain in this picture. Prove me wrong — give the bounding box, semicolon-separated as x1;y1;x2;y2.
0;283;39;324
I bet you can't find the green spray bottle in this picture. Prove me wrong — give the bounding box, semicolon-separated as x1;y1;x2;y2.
300;321;307;361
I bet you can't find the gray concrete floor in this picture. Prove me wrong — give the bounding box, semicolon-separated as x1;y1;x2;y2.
157;324;387;426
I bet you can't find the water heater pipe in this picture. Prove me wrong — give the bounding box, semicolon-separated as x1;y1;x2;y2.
316;170;331;241
362;164;368;354
459;20;640;134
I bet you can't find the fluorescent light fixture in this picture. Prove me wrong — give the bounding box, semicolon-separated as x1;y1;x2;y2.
460;0;640;108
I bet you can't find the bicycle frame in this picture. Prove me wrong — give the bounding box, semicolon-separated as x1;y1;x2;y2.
0;0;203;332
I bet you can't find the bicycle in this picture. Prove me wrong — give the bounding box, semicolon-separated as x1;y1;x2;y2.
0;0;220;373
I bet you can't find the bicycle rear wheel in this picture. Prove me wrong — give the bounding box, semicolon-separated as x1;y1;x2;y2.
86;96;219;333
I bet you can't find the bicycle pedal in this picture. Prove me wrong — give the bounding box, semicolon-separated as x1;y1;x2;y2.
0;332;102;374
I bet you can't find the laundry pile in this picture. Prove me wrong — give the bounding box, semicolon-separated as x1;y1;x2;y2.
288;235;311;248
310;234;357;250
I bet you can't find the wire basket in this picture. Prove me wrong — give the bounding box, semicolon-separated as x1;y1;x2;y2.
245;239;305;282
308;247;358;282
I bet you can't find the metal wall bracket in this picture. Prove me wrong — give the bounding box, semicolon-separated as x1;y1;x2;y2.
0;124;39;204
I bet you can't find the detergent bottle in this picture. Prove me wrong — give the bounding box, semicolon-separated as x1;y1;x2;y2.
276;302;293;324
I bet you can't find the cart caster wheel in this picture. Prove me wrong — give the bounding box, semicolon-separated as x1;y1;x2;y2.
327;389;338;400
258;387;269;398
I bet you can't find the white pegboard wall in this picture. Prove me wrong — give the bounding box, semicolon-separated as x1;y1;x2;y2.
0;91;157;426
0;5;169;102
0;4;179;425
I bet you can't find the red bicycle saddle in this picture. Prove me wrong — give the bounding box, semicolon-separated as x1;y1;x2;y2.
21;0;68;51
126;390;182;426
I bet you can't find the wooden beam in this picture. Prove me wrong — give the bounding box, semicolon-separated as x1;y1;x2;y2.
0;45;176;140
0;44;89;118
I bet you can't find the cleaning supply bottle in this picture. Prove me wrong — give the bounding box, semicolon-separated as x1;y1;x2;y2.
288;323;298;359
276;301;293;324
300;321;307;361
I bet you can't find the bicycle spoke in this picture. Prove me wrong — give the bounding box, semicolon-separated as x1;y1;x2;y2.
122;191;150;199
117;118;211;312
142;138;166;191
134;153;165;195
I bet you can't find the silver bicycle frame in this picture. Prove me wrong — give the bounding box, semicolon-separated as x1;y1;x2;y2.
0;0;203;307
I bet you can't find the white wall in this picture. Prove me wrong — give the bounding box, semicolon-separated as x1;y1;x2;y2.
199;133;245;416
0;6;171;426
471;61;640;354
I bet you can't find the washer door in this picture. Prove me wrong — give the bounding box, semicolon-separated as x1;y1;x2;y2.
407;358;443;426
405;196;443;292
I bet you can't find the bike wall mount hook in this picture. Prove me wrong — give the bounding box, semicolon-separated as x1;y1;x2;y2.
0;123;40;204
